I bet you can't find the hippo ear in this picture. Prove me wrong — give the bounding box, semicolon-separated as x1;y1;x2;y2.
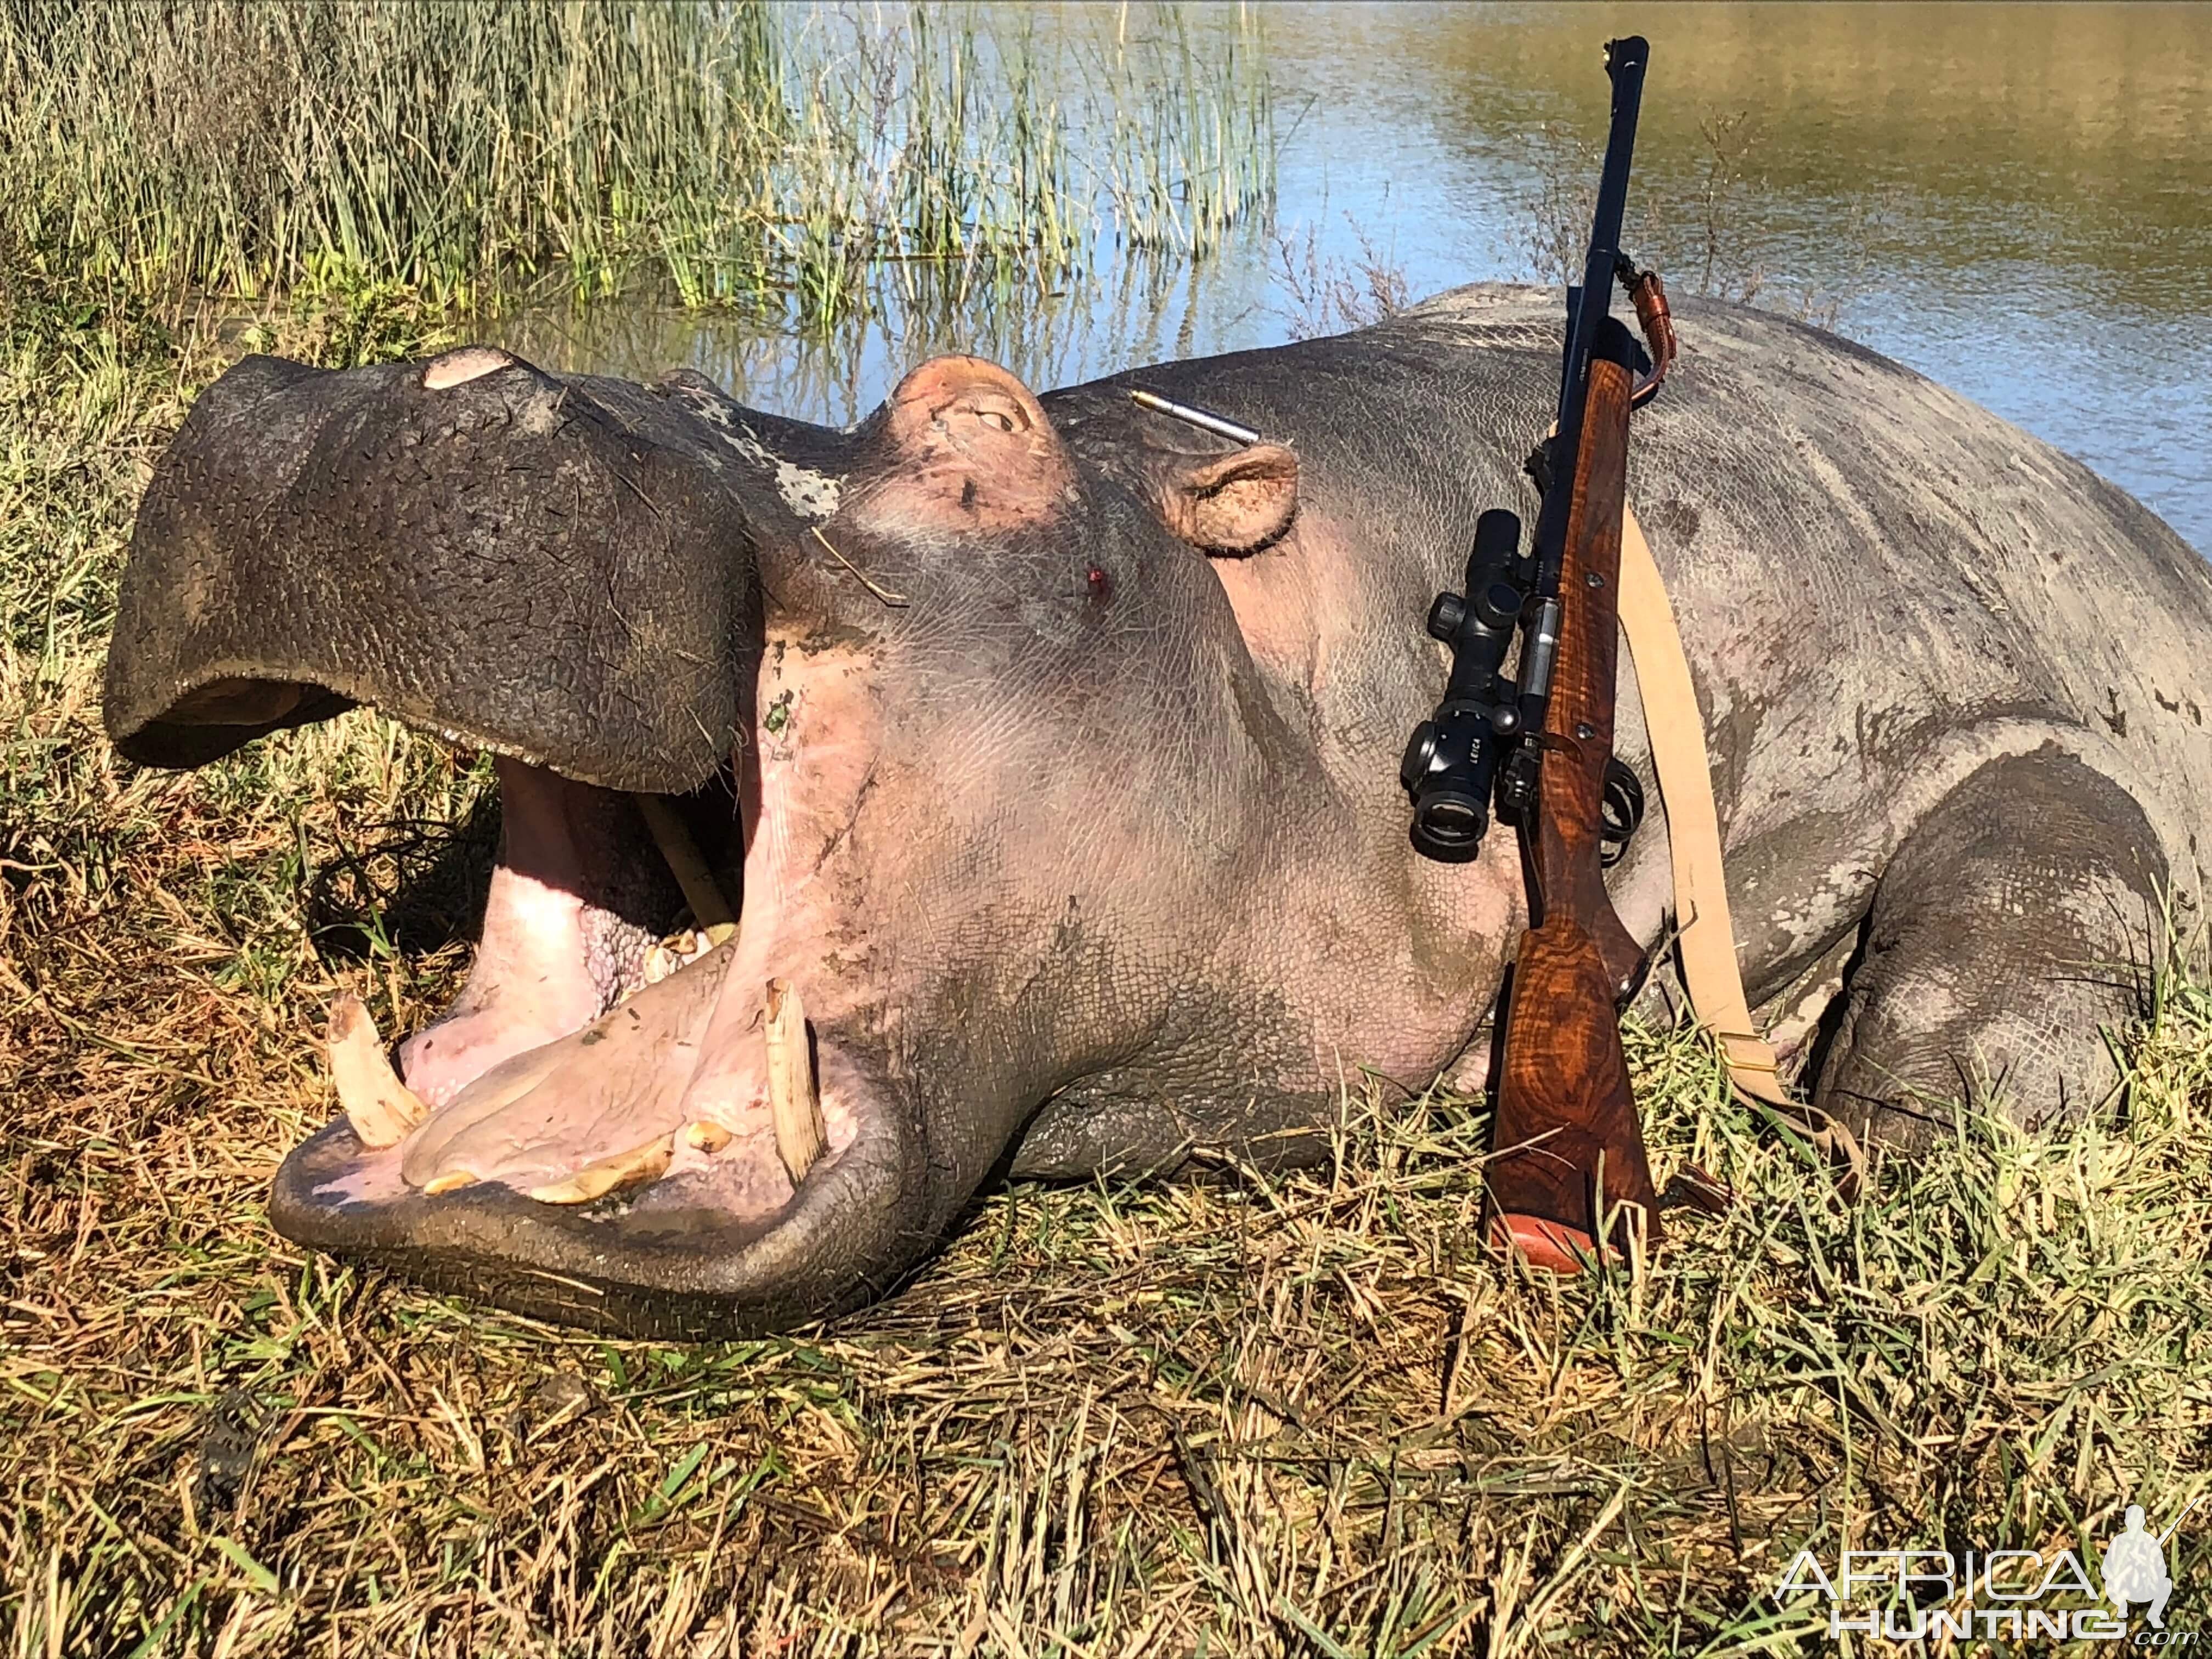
856;355;1075;531
1152;444;1299;555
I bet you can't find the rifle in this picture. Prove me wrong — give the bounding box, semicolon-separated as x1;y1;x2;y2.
1399;36;1678;1271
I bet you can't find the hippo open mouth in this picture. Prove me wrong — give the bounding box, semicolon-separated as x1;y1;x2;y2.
105;334;1312;1336
269;752;922;1339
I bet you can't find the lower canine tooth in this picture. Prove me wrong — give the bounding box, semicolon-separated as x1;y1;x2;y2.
423;1170;479;1195
528;1133;676;1205
327;994;428;1150
764;978;826;1184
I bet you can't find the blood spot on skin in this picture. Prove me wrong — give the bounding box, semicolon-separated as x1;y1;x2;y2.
1086;565;1111;601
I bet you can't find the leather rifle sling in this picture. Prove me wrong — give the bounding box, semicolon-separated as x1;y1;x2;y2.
1615;504;1867;1198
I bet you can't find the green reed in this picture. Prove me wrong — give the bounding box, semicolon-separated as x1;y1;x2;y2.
0;1;1273;328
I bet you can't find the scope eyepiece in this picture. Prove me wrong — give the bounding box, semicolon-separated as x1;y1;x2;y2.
1412;785;1488;862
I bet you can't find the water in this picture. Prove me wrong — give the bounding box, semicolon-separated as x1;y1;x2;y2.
489;2;2212;552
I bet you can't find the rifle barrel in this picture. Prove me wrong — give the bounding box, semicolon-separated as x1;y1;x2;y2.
1532;37;1650;605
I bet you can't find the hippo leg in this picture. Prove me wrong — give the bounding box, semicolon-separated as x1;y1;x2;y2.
1812;748;2166;1147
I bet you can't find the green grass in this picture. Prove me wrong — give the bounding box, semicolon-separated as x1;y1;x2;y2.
0;1;1272;329
4;13;2211;1648
6;286;2212;1655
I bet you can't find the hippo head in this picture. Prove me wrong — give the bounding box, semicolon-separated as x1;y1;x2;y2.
104;344;1305;1335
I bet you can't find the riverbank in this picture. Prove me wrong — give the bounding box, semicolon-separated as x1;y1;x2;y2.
5;6;2212;1652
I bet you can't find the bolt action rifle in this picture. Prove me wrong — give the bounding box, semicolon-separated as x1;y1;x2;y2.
1399;36;1680;1269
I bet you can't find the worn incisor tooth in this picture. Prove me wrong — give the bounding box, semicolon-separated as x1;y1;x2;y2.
764;978;826;1185
422;1170;479;1195
640;925;735;995
327;992;428;1150
528;1133;676;1205
685;1120;733;1153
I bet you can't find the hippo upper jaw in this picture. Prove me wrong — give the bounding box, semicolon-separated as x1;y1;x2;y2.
103;347;840;797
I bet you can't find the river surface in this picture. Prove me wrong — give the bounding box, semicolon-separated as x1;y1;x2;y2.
490;2;2212;552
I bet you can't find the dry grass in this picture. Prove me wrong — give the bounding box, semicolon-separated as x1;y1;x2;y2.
9;269;2212;1659
1273;219;1413;342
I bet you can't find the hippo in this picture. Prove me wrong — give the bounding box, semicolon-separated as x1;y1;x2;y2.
102;287;2212;1337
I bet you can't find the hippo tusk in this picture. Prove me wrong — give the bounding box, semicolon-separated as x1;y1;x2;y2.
764;979;825;1184
327;993;428;1149
632;793;737;945
527;1132;677;1205
422;1170;480;1195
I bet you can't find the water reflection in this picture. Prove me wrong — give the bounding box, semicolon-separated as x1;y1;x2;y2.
489;248;1277;430
484;2;2211;550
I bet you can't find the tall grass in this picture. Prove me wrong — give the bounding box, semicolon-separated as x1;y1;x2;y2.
0;1;1274;328
0;1;781;308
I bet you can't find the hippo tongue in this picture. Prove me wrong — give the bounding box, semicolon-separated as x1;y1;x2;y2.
397;938;732;1197
380;940;850;1226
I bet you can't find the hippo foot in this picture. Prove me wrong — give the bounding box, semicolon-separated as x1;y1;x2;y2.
1810;748;2166;1149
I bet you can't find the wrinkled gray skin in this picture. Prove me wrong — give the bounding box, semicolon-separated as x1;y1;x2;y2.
104;288;2212;1337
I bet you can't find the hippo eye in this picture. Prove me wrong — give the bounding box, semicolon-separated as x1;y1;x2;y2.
961;394;1029;435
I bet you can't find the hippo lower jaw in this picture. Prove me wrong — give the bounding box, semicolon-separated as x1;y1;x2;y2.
268;758;930;1340
269;1081;921;1338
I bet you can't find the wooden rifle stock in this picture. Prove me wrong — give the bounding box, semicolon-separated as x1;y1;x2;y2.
1488;335;1660;1271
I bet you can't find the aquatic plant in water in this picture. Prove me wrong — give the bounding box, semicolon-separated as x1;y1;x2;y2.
0;0;1274;328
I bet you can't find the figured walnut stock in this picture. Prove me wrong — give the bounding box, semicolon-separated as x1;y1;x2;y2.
1488;348;1661;1266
